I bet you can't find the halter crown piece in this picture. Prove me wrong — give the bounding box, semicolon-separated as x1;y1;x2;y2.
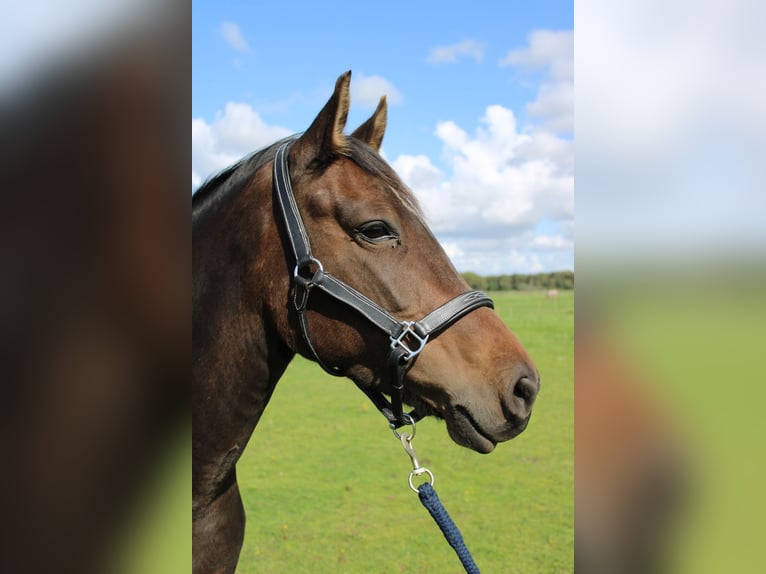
273;141;494;427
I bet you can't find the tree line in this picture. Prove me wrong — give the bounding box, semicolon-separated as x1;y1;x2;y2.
460;270;574;291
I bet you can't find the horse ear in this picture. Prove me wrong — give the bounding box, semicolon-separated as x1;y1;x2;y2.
351;96;387;151
291;71;351;167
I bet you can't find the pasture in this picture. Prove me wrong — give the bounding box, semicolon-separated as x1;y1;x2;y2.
235;290;573;573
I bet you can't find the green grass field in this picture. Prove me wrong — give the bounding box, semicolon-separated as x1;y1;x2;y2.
235;290;573;573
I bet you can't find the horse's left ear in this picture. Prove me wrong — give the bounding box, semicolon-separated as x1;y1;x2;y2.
351;96;387;152
291;71;351;168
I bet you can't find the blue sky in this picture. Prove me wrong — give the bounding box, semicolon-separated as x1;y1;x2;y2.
193;1;574;274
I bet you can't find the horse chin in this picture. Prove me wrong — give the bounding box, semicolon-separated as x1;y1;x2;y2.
447;406;499;454
407;396;503;454
420;399;531;454
385;388;529;455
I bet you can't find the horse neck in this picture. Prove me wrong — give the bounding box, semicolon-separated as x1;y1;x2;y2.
193;171;295;454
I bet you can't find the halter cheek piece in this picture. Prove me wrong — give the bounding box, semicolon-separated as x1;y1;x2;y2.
273;141;494;427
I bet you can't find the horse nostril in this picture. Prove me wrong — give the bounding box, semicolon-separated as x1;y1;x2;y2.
513;377;533;400
511;375;539;415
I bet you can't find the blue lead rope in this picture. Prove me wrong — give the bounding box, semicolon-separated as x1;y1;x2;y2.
417;482;481;574
392;416;481;574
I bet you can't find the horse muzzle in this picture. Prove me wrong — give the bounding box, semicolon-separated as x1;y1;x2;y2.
444;367;540;454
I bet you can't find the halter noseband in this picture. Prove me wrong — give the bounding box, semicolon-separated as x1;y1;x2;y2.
273;141;494;427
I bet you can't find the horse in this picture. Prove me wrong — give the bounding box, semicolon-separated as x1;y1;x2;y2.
192;71;540;574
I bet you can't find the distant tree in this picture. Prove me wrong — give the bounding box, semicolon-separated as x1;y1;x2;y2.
459;270;574;291
498;274;514;290
461;271;487;291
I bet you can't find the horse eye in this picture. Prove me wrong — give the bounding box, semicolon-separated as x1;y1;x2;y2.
358;221;395;242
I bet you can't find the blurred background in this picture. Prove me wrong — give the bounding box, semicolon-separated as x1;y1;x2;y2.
576;0;766;572
1;1;189;573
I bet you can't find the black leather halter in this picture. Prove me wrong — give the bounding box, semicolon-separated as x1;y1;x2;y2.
273;141;494;427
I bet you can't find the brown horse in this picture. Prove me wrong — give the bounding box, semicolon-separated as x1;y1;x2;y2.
192;71;539;574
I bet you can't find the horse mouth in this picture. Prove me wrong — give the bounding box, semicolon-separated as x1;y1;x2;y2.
449;406;499;454
405;393;529;454
445;404;531;454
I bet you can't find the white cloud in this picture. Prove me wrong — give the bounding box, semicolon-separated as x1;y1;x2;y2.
392;104;573;273
426;38;485;64
531;235;573;250
389;154;443;188
437;237;552;275
219;21;250;54
527;82;573;133
192;102;292;190
500;30;573;133
500;30;573;80
352;73;403;106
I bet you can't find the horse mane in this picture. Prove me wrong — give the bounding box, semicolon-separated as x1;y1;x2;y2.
192;135;421;224
192;137;290;224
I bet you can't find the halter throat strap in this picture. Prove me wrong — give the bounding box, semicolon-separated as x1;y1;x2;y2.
273;141;494;427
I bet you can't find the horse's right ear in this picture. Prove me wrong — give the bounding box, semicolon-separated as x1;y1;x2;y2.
290;71;351;169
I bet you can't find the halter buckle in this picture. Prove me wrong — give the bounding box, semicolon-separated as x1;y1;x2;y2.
389;321;429;362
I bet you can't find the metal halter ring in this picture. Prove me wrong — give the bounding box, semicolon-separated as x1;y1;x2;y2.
293;256;324;280
390;412;417;440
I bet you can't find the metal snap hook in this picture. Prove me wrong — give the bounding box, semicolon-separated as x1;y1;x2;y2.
391;417;435;493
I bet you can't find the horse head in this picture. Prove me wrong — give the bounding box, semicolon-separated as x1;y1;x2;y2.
269;71;539;453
